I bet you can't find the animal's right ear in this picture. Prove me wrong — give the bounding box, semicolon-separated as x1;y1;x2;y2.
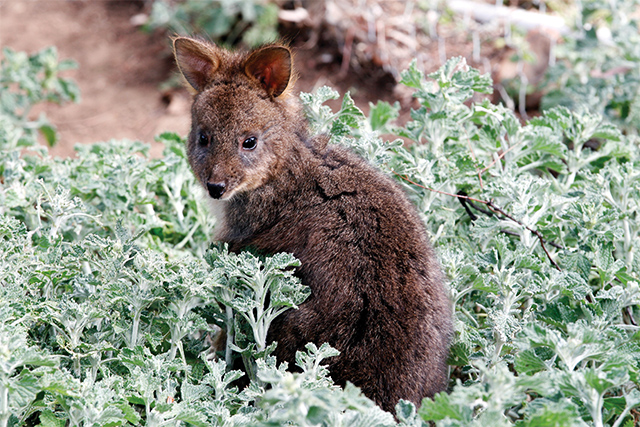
244;46;292;98
173;37;220;92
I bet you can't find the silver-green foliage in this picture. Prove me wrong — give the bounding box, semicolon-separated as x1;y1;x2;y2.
541;0;640;135
300;56;640;426
0;46;79;148
330;59;640;426
0;93;385;426
3;49;640;426
144;0;279;48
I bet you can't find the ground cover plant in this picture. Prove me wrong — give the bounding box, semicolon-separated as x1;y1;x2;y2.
2;44;640;427
540;0;640;136
143;0;278;48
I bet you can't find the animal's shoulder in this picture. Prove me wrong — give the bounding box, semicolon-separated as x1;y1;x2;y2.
312;145;398;200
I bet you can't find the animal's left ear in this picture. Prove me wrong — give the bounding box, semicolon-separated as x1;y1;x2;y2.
244;46;292;98
173;37;221;92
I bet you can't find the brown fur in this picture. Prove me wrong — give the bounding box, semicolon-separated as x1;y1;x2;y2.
173;37;452;413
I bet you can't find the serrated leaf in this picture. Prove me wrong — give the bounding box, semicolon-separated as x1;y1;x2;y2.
521;398;588;427
419;391;469;422
400;60;425;89
306;405;330;424
515;350;548;375
114;402;141;425
181;381;211;403
560;252;591;282
592;123;622;141
175;406;209;427
369;101;400;132
38;410;66;427
9;371;40;408
395;400;417;424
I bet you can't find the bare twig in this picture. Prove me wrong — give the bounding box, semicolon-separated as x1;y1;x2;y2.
459;193;494;217
625;306;638;327
483;199;561;270
392;171;562;270
458;194;479;220
393;171;487;203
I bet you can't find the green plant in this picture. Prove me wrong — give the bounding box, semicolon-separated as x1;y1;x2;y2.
3;48;640;426
541;0;640;135
144;0;279;48
302;56;640;426
0;46;79;149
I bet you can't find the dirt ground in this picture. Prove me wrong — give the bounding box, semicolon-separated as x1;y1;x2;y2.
0;0;521;158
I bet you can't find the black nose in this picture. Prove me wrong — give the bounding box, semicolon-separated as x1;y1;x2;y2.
207;182;226;199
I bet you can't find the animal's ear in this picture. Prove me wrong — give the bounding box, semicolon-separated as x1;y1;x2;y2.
173;37;220;92
244;46;292;98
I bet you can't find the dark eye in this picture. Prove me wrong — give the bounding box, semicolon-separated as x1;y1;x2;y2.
242;136;258;151
198;132;209;147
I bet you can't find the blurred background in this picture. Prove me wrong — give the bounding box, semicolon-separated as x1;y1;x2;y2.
1;0;638;158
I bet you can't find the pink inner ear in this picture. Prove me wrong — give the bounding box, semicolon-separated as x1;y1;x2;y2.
260;66;276;92
245;47;291;97
187;57;214;89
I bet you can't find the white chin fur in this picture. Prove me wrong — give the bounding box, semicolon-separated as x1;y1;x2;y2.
196;185;228;239
207;197;228;239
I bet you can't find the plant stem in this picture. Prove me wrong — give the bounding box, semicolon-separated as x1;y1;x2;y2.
592;393;604;427
73;354;81;378
252;276;267;352
0;382;8;427
611;400;634;427
225;306;234;369
174;222;199;250
130;309;141;349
